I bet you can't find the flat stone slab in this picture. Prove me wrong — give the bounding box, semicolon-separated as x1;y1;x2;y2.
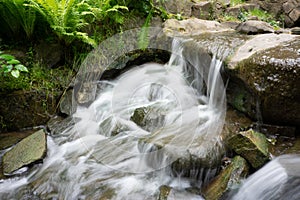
2;129;47;174
228;33;298;68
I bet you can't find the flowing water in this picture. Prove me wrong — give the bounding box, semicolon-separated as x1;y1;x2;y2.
231;154;300;200
1;36;299;199
0;39;226;199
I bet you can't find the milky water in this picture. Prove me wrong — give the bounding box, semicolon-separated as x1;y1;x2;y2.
0;39;227;199
231;154;300;200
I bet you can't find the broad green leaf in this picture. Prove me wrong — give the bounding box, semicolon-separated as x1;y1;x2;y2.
11;69;20;78
7;59;20;65
3;65;13;73
15;64;28;72
0;54;15;61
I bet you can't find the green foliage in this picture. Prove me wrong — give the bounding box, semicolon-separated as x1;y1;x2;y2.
27;0;97;47
230;0;245;7
0;51;28;78
0;0;36;39
238;8;281;28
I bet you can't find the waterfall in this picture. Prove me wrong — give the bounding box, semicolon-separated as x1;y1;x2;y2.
0;37;227;199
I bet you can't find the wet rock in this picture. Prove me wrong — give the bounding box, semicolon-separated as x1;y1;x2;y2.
227;34;300;126
99;117;130;137
236;20;274;34
291;27;300;35
191;1;213;20
130;106;165;132
139;133;224;183
221;107;253;140
0;130;34;150
158;185;172;200
158;186;203;200
59;89;74;116
202;156;249;200
226;129;270;168
2;129;47;174
47;116;75;135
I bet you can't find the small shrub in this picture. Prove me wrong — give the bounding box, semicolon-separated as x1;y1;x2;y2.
0;51;28;78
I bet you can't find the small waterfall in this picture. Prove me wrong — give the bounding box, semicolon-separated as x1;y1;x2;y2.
231;154;300;200
0;38;227;199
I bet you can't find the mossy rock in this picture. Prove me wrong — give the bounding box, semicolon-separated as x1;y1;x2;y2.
2;129;47;174
226;129;270;168
202;156;249;200
227;34;300;127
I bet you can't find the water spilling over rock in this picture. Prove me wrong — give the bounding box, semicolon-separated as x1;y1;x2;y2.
0;32;226;199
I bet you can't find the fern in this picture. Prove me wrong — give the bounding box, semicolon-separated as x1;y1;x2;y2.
27;0;96;46
0;0;36;38
138;10;152;50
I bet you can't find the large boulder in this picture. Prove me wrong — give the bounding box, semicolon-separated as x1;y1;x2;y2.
2;129;47;174
202;156;249;200
227;33;300;127
226;129;271;169
0;130;34;150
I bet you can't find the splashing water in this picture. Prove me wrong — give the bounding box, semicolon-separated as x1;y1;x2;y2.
0;36;227;199
231;154;300;200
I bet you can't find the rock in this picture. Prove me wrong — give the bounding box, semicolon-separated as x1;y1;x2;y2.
34;41;64;68
226;129;270;168
154;0;194;17
158;185;172;200
2;129;47;174
236;20;274;34
227;34;300;126
0;90;60;133
202;156;249;200
59;89;74;116
221;107;253;140
158;186;203;200
191;1;213;20
289;7;300;23
252;0;300;27
163;18;231;37
291;27;300;34
99;116;130;136
130;106;165;132
0;130;34;150
47;116;76;135
226;4;259;17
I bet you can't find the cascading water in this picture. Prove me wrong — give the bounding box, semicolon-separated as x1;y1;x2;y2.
230;154;300;200
0;37;226;199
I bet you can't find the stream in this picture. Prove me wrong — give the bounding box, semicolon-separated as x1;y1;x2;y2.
0;37;299;199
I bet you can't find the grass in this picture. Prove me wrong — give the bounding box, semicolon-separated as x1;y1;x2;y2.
230;0;245;7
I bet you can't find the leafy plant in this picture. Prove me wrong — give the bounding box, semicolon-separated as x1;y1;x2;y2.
0;0;36;39
0;51;28;78
27;0;97;47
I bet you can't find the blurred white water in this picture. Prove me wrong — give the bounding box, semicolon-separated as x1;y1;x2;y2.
231;154;300;200
0;38;226;200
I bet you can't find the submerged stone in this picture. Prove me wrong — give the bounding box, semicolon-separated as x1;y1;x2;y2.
130;105;166;132
158;185;172;200
2;129;47;174
202;156;249;200
226;129;270;168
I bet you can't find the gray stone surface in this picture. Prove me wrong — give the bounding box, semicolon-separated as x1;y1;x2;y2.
2;129;47;174
236;20;274;34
